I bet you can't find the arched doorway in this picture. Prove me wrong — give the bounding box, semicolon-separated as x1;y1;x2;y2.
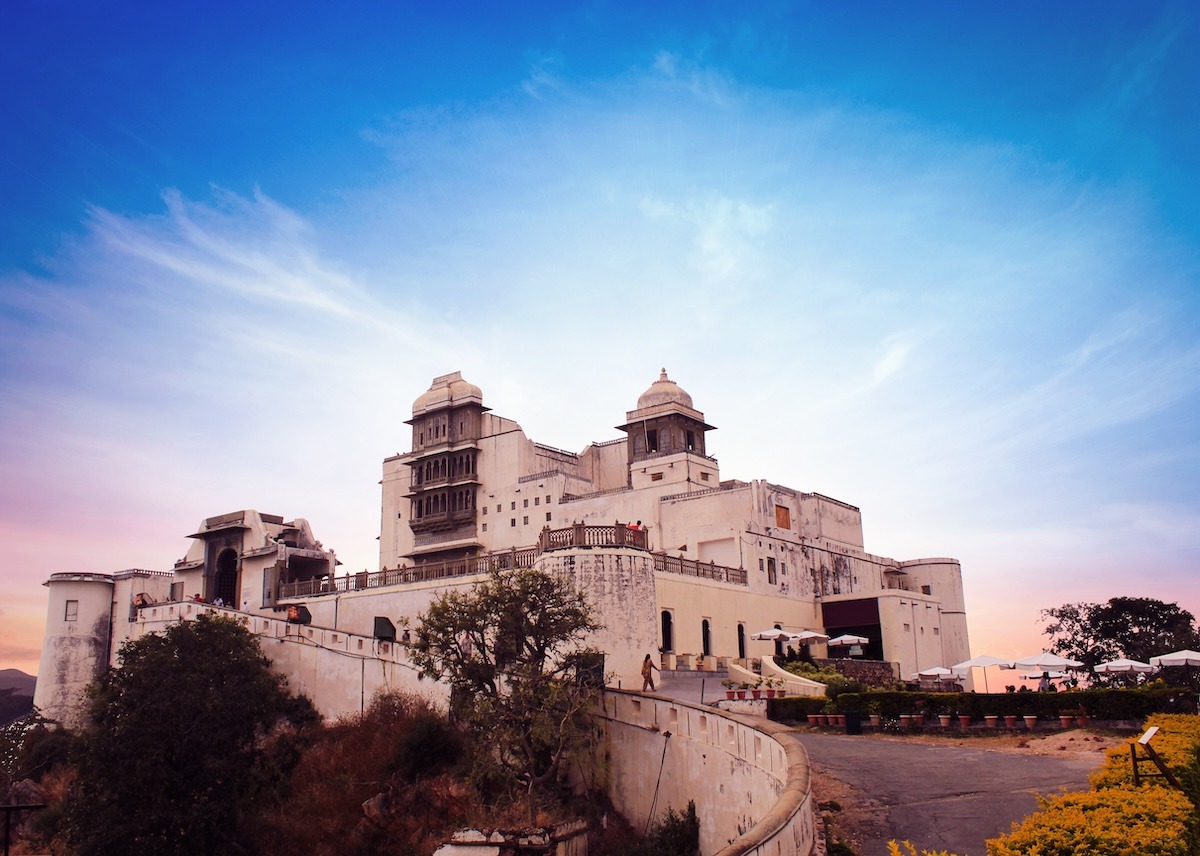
215;548;238;606
660;610;674;653
773;623;784;660
701;619;711;657
737;623;746;659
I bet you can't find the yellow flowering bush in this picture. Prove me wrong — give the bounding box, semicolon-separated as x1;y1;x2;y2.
1090;713;1200;790
986;786;1192;856
888;842;961;856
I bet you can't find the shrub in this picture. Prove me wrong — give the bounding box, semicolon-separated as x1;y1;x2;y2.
985;786;1192;856
1090;713;1200;790
889;842;963;856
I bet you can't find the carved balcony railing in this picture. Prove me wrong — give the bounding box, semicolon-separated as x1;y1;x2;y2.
653;553;748;586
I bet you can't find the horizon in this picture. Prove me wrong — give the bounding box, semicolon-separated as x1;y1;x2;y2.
3;1;1199;676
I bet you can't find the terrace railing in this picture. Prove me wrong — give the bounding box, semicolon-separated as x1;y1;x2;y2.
653;553;748;586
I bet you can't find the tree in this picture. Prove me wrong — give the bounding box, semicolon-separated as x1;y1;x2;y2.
406;566;602;826
1041;597;1200;684
64;613;317;856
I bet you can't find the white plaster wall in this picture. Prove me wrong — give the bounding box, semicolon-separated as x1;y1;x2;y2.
34;574;115;729
599;691;817;856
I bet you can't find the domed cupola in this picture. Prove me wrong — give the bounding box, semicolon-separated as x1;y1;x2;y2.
618;369;715;464
636;369;694;410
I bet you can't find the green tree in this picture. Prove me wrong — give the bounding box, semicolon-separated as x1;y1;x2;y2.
406;566;601;826
65;613;317;856
1041;597;1200;684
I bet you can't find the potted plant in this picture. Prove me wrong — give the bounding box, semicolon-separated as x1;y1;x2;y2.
736;682;749;700
957;710;972;728
1075;705;1090;727
984;714;999;728
938;711;953;728
765;677;782;698
807;710;821;726
1023;714;1038;729
1057;711;1074;728
867;700;882;728
1004;714;1018;728
823;701;838;726
751;679;763;700
721;678;738;701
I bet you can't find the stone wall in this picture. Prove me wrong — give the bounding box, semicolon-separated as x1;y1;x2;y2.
815;657;899;688
598;690;817;856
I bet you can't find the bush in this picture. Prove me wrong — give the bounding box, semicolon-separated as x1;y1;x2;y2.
766;696;828;722
985;786;1192;856
1090;713;1200;790
830;686;1194;721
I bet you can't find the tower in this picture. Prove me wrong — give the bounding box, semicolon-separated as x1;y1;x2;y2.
617;369;715;474
33;572;115;728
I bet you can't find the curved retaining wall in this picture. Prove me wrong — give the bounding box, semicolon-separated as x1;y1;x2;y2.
599;690;818;856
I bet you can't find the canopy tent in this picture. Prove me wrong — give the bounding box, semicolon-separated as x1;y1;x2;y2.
1149;649;1200;667
911;666;955;679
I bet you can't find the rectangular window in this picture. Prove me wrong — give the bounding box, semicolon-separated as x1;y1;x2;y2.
651;472;664;482
767;558;777;585
546;494;551;505
921;584;932;595
523;515;529;525
482;523;487;532
647;429;658;452
510;518;516;527
523;499;529;508
775;505;791;528
781;562;787;576
686;430;695;450
700;472;710;481
758;558;764;571
64;599;79;621
933;627;940;635
534;497;540;506
546;512;552;522
511;501;516;511
496;504;501;513
482;506;487;515
903;623;911;632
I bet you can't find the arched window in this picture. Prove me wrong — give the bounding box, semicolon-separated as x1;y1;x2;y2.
660;610;674;653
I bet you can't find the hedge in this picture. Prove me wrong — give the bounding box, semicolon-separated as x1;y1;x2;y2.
1090;713;1200;789
818;686;1194;721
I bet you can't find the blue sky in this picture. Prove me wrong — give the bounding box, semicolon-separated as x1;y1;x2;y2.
3;1;1198;674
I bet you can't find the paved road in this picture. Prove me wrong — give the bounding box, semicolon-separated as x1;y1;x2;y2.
793;732;1101;856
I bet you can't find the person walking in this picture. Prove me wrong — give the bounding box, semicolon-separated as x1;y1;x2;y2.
641;653;660;692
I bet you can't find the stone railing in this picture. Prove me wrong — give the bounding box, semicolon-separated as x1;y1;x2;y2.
598;690;817;855
279;548;537;599
538;522;648;552
652;553;748;586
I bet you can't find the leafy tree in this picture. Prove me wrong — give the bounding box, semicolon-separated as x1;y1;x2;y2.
1041;597;1200;684
64;613;317;856
407;566;602;826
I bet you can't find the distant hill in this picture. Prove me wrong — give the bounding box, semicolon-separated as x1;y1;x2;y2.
0;668;36;696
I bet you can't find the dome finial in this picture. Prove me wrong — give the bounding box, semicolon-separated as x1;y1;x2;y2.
659;368;669;381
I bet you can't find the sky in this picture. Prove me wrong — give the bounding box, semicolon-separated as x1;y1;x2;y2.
2;1;1199;677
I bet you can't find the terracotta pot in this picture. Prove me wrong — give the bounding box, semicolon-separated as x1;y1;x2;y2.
938;715;953;727
735;690;746;700
1059;715;1074;728
1023;715;1038;729
984;715;999;728
807;714;820;726
869;714;881;727
913;714;925;727
1004;715;1018;728
751;689;762;699
958;715;973;727
1076;714;1089;726
834;714;845;726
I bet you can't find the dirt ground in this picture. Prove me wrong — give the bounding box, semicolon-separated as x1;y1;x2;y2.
808;728;1126;854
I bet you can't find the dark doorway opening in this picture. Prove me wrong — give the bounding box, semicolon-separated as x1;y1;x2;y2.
701;619;711;656
215;548;238;606
660;610;674;653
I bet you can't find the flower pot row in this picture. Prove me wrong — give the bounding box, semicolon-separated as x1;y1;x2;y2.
851;713;1092;729
725;688;785;700
806;713;846;726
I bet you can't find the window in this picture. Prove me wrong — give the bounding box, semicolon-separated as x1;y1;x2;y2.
933;627;940;636
482;506;487;515
686;430;695;450
64;599;79;621
496;504;501;513
781;562;787;576
921;584;932;595
775;505;791;528
700;472;710;481
903;623;911;632
523;499;528;508
523;515;529;525
546;512;552;522
767;558;777;585
647;429;658;452
758;558;764;571
482;523;487;532
511;502;516;510
534;497;540;506
651;472;664;482
545;494;551;505
510;518;516;527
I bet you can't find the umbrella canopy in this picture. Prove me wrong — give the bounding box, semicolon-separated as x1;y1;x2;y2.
1012;651;1084;670
1020;670;1067;680
793;630;830;643
1150;649;1200;667
1094;657;1155;674
750;628;794;642
828;634;869;646
951;654;1013;672
912;666;955;679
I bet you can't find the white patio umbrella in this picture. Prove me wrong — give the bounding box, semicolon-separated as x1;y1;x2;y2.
1093;657;1154;674
828;634;869;646
792;630;830;644
1019;670;1066;680
750;628;794;642
1012;651;1084;670
911;666;955;680
1149;649;1200;667
951;654;1013;693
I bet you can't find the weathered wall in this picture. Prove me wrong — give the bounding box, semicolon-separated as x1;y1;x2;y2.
33;574;115;728
599;690;817;856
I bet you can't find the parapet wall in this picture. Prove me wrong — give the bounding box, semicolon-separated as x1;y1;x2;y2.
598;690;817;856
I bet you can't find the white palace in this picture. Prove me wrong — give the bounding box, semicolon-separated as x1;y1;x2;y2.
36;370;970;725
